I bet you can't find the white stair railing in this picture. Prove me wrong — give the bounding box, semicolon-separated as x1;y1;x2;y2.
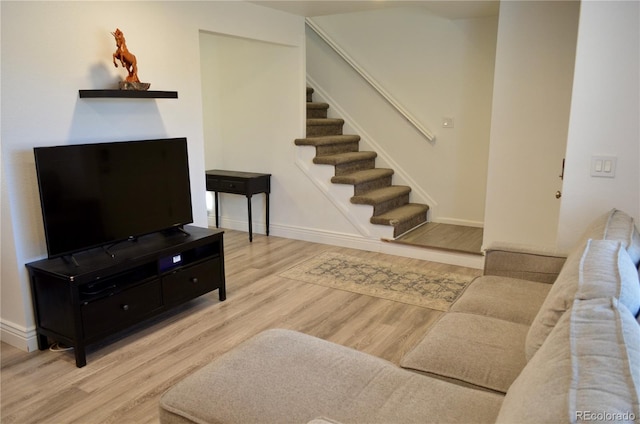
306;17;436;142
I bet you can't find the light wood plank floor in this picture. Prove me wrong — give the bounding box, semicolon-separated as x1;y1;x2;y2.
1;229;481;424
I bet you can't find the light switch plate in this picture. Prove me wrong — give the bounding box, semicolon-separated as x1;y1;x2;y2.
590;156;616;178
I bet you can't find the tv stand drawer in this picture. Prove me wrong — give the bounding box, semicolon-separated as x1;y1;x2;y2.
82;279;162;338
162;258;221;305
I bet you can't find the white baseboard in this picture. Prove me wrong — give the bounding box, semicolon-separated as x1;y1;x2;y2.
1;319;39;352
208;216;484;269
431;217;485;228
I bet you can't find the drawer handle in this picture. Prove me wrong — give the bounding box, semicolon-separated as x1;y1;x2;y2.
122;304;129;311
190;277;199;284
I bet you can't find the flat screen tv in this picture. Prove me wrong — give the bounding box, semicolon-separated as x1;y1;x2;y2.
34;137;193;259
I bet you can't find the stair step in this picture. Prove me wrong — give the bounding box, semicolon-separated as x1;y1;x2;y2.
353;185;411;217
307;102;330;119
307;118;344;125
307;102;329;109
295;135;360;156
351;185;411;206
332;168;394;195
371;203;430;238
314;151;377;176
313;150;376;165
295;135;360;147
332;168;394;185
306;118;344;137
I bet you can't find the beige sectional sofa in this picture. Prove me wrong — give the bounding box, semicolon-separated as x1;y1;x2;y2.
160;209;640;424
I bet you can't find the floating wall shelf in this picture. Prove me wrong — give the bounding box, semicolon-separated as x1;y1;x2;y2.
79;90;178;99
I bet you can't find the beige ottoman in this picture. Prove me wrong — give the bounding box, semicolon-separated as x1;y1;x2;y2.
159;329;503;424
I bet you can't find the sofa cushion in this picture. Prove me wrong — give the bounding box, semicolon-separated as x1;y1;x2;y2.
580;208;640;265
450;276;551;324
526;239;640;360
497;298;640;424
400;312;528;393
483;243;567;283
576;240;640;314
603;209;640;265
159;329;504;424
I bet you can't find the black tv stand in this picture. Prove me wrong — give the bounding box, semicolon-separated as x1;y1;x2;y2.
102;236;142;259
62;254;80;267
26;226;225;367
165;226;190;237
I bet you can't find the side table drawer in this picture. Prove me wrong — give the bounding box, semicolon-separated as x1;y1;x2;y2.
206;177;246;194
81;279;162;338
162;259;221;305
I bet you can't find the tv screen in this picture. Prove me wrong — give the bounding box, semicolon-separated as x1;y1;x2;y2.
34;137;193;258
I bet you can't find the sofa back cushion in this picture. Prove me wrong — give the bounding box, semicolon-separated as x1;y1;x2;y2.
604;209;640;265
497;298;640;424
581;208;640;265
577;241;640;313
526;239;640;360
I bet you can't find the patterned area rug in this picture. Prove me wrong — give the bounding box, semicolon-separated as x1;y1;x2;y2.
280;252;473;311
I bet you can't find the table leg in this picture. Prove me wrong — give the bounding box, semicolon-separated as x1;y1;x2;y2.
265;193;270;236
247;195;253;242
218;283;226;301
75;344;87;368
37;333;48;351
214;191;220;228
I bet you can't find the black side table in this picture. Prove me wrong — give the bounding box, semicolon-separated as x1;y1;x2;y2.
205;170;271;242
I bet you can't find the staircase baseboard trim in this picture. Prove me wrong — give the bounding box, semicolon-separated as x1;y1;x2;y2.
1;319;39;352
210;217;484;269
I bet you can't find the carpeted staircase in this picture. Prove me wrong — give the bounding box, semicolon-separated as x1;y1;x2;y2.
295;87;430;238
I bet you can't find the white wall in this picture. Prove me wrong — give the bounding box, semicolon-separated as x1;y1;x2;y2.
0;0;305;351
557;0;640;250
483;0;580;250
306;7;498;226
199;32;356;235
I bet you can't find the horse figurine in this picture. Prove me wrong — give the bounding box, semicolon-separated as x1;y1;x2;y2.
111;28;139;83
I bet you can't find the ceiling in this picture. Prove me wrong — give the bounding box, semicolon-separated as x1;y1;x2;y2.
247;1;500;19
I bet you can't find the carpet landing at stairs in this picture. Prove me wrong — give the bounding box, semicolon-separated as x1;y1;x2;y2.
295;87;430;238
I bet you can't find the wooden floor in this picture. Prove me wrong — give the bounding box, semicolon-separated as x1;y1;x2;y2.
390;223;484;255
1;230;481;424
